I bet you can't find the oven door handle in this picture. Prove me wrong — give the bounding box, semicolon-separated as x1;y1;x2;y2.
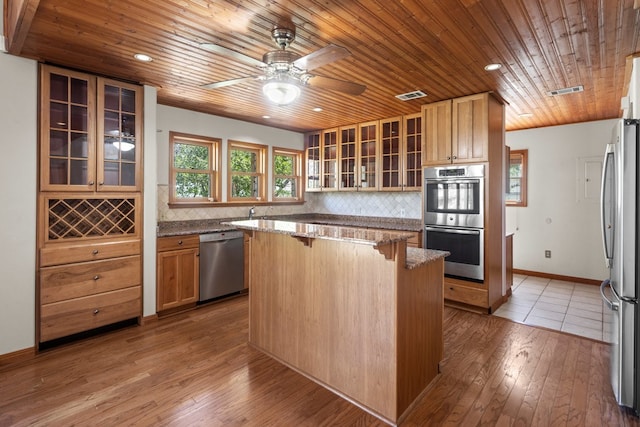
425;179;480;185
425;226;481;235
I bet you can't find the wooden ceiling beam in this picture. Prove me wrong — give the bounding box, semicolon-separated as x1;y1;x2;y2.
4;0;40;54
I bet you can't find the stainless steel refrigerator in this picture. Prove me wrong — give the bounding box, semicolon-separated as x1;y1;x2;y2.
600;118;640;414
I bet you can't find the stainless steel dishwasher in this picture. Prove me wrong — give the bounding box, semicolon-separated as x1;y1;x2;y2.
199;230;245;302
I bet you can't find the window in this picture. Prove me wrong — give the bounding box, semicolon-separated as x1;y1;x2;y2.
228;140;267;202
273;147;304;201
506;149;528;207
169;132;221;204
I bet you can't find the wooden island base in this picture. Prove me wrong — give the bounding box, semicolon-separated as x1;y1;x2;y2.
231;220;446;425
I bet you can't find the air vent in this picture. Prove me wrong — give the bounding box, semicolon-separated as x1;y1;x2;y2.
547;85;584;96
395;90;427;101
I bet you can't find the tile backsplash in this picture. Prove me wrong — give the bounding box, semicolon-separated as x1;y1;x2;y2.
157;185;422;221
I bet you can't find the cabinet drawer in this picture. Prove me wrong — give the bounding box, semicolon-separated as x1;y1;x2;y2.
40;239;141;267
40;286;141;342
157;235;200;252
444;282;488;307
40;256;141;304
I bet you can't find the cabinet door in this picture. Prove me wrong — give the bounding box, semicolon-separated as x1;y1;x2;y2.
403;113;422;190
305;131;322;192
157;248;199;311
321;128;339;191
451;93;489;164
97;78;143;191
422;100;452;166
40;65;97;192
339;125;357;190
358;121;378;191
380;116;403;191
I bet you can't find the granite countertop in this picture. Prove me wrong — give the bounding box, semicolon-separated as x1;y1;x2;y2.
226;219;416;246
157;214;422;238
226;219;449;270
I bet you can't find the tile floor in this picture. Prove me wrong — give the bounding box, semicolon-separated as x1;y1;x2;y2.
493;274;611;342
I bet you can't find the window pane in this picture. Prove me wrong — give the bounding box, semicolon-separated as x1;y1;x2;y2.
231;175;258;198
231;149;257;172
275;154;294;175
275;177;296;198
176;172;211;198
174;143;209;170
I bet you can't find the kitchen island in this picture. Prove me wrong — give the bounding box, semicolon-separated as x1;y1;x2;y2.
227;219;447;425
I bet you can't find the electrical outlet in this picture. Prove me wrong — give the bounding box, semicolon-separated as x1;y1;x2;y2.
400;208;406;218
545;250;551;258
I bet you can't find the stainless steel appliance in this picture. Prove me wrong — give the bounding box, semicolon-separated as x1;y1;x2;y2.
199;230;245;302
423;164;485;281
600;118;639;415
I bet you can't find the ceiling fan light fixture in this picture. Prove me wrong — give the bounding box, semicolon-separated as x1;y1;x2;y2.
263;80;300;105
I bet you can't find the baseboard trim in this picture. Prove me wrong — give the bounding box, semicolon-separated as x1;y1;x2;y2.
0;347;35;370
513;269;601;286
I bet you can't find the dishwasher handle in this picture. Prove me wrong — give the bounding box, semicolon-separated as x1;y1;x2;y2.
199;230;244;242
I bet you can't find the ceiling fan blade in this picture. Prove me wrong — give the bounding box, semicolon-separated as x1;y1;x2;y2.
200;43;267;69
201;76;261;89
293;44;351;71
307;75;366;95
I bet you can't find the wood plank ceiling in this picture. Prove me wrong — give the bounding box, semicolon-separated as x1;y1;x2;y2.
4;0;640;133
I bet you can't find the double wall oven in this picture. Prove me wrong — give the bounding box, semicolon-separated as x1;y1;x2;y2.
423;164;485;281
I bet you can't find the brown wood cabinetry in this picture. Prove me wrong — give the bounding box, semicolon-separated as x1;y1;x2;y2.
321;128;339;191
425;92;505;312
422;93;495;166
304;131;321;192
36;65;144;347
156;235;200;313
380;113;423;191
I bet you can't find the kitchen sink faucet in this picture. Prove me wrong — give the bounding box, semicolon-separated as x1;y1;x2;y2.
249;206;255;219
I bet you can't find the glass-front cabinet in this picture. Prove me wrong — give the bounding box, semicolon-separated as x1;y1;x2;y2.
358;121;378;191
380;113;422;191
40;65;142;192
322;128;339;191
305;131;321;192
403;112;422;191
339;125;357;190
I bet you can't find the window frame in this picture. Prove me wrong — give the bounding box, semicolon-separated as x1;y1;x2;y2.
169;131;221;205
272;146;304;202
506;149;528;207
227;140;268;203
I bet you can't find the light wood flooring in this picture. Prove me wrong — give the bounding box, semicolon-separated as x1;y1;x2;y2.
1;295;638;426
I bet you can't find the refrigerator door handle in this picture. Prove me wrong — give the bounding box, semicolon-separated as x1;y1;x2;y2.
600;144;616;269
600;279;619;311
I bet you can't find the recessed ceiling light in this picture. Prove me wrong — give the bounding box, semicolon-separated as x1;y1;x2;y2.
134;53;153;62
484;63;502;71
262;115;271;119
312;107;323;112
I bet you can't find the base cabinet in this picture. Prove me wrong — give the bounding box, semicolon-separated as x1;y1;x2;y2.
156;235;199;313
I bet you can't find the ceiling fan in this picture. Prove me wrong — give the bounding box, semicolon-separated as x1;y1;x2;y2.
200;26;367;105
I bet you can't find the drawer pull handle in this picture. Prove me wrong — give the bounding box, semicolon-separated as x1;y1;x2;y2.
93;275;100;281
178;240;183;245
93;309;100;315
92;250;99;255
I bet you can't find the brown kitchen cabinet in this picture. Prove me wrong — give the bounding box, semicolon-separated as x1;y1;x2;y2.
36;64;144;348
304;131;321;192
321;128;339;191
380;113;422;191
422;92;500;167
40;64;143;192
338;121;379;191
156;235;200;313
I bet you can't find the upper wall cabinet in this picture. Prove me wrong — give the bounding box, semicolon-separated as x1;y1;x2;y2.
305;131;321;192
40;65;143;192
337;121;379;191
422;93;497;166
380;113;422;191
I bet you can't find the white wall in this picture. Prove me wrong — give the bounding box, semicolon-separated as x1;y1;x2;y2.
0;52;38;355
506;119;618;281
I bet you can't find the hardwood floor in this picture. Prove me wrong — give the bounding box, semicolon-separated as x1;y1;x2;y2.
1;295;638;426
